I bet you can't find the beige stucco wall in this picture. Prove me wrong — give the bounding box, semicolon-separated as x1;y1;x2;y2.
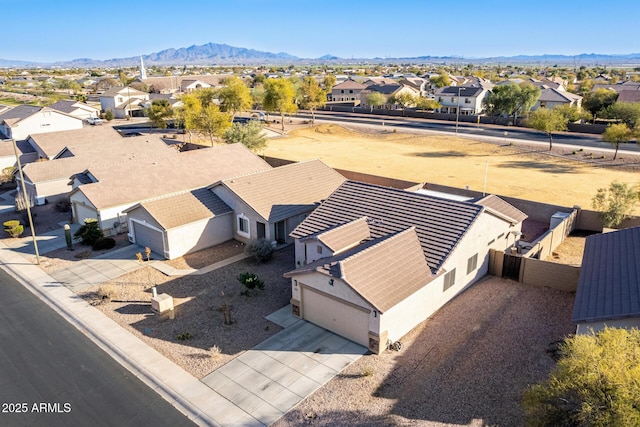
11;111;82;141
165;213;233;259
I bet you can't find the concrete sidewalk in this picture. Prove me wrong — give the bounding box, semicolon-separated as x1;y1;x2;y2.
0;242;367;426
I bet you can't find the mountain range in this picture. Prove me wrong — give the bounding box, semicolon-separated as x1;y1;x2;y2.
2;42;640;67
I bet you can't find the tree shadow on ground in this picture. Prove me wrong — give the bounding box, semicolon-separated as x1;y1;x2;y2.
408;151;473;158
495;160;574;173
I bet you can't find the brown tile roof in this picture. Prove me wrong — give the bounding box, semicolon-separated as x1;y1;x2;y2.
287;227;434;313
474;195;527;225
332;79;366;90
572;227;640;323
142;75;227;92
313;217;370;253
215;159;346;222
127;188;232;230
617;89;640;103
291;180;483;273
28;126;123;159
76;143;272;209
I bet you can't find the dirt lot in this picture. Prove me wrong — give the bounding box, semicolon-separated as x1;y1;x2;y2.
273;276;576;427
79;245;295;379
264;124;640;214
545;230;595;266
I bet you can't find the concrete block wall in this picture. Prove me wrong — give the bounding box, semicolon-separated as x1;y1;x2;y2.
520;257;580;292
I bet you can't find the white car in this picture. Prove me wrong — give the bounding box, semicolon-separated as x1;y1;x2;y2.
86;117;104;125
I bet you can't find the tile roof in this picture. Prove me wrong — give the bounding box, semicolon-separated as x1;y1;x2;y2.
28;126;123;159
0;105;42;123
128;188;232;230
572;227;640;323
617;90;640;103
538;87;582;103
142;75;227;92
76;143;271;209
314;216;371;253
436;86;484;97
364;84;402;95
100;86;149;97
474;195;528;225
290;180;483;273
287;227;434;313
216;159;346;223
332;79;366;90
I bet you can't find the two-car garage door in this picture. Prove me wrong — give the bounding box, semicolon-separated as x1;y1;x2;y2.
301;287;370;347
132;222;165;256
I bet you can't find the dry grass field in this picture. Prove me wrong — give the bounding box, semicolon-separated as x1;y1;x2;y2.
263;124;640;214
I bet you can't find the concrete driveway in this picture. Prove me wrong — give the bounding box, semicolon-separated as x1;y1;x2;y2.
202;308;367;426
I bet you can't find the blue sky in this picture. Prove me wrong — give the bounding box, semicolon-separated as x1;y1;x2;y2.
3;0;639;62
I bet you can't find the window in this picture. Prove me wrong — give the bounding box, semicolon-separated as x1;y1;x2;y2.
317;245;322;254
465;97;470;104
451;97;455;103
349;89;353;93
237;214;249;238
341;89;344;94
467;254;478;274
443;269;456;291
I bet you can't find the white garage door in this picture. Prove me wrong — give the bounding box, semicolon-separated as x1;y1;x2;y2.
133;222;164;256
74;202;98;224
302;287;370;346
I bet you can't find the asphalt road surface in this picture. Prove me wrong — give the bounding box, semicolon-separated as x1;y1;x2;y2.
0;268;195;427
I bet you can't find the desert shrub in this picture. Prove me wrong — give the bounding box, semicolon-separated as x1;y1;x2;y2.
97;285;115;301
55;198;71;213
361;366;375;377
92;237;116;250
104;109;114;121
73;218;103;246
245;238;274;262
3;220;23;238
237;272;265;296
176;332;192;341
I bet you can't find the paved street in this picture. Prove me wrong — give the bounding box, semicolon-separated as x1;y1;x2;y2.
0;268;195;427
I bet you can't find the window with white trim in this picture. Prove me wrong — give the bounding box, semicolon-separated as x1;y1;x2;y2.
443;269;456;291
237;214;250;238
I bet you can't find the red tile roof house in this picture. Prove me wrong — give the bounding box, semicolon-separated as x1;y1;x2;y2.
284;181;527;354
124;159;346;259
572;227;640;334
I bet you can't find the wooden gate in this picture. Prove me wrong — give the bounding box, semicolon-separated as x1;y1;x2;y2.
502;253;522;281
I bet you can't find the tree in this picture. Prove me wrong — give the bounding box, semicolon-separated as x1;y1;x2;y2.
176;89;232;144
96;78;119;92
388;91;417;115
601;102;640;128
592;181;639;228
523;328;640;427
602;123;635;160
298;76;326;124
416;97;441;111
145;99;173;129
199;103;233;145
218;76;252;118
526;108;568;150
263;78;297;131
583;88;618;120
366;92;386;112
222;121;267;152
483;83;540;120
322;74;336;91
430;74;451;88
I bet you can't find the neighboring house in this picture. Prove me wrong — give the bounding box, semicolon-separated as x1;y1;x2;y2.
435;85;490;115
99;86;150;118
329;79;366;103
0;105;83;141
284;180;526;353
572;227;640;334
359;84;419;109
69;144;271;236
141;75;227;94
616;89;640;104
363;77;397;87
48;100;100;121
125;159;345;259
592;81;640;94
533;87;582;110
180;79;211;93
210;159;346;245
143;93;183;109
399;77;429;97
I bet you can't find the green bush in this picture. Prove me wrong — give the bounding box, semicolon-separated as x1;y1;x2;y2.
245;238;274;262
92;237;116;250
237;272;265;296
73;218;103;246
3;220;23;238
104;109;113;121
176;332;192;341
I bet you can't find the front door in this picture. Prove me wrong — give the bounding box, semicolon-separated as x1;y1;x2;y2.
275;220;286;243
257;222;266;239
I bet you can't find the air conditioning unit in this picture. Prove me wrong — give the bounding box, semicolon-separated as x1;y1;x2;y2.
35;196;46;206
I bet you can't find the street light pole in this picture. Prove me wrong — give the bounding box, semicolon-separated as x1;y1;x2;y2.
455;86;461;135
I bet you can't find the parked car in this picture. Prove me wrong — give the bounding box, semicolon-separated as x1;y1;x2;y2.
86;117;104;125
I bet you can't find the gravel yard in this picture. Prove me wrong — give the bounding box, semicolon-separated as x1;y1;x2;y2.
545;230;593;266
273;276;576;427
79;244;296;379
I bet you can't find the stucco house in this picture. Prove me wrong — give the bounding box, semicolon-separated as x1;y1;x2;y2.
0;105;83;141
180;79;211;93
329;79;366;103
48;100;101;121
435;85;490;115
69;144;271;237
99;86;150;118
533;87;582;110
284;180;527;353
124;159;345;259
572;227;640;334
359;84;419;109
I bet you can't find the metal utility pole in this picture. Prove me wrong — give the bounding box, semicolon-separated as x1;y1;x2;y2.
455;86;461;135
11;139;39;264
